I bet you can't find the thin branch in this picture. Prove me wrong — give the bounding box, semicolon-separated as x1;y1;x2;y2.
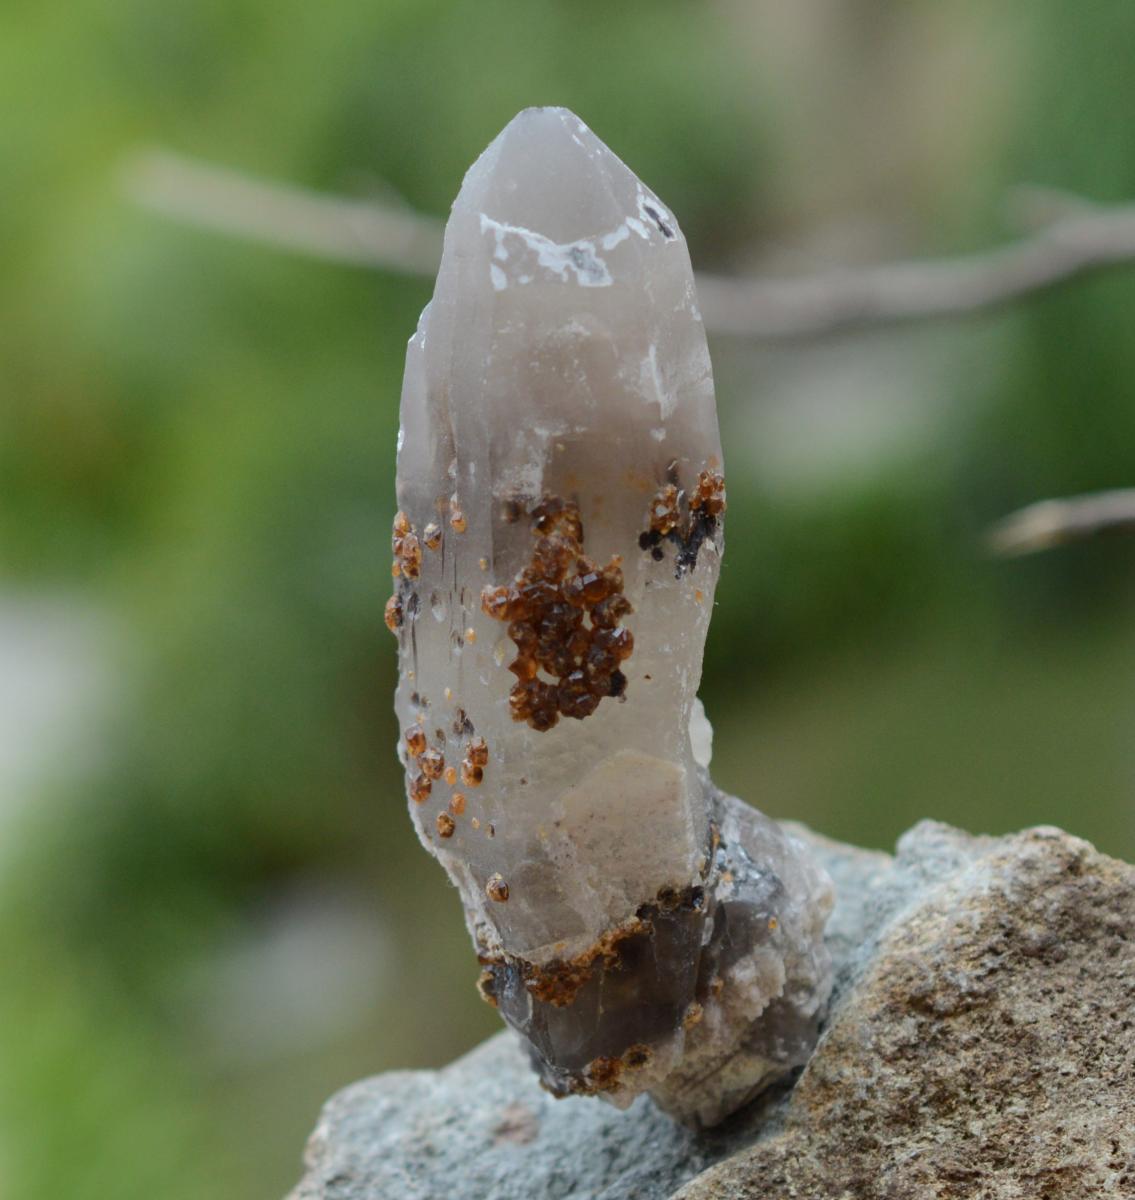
121;149;445;277
121;148;1135;339
695;209;1135;338
1002;183;1099;233
987;489;1135;556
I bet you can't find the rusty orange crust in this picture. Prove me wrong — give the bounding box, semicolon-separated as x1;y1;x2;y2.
386;505;447;634
383;593;403;632
560;1043;654;1097
639;467;726;574
476;882;708;1010
479;914;645;1008
480;495;633;732
391;510;422;579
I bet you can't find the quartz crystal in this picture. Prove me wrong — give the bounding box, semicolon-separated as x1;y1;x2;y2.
387;107;833;1127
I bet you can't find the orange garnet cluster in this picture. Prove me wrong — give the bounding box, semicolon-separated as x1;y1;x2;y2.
481;497;633;732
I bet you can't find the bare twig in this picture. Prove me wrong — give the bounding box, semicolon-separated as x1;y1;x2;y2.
121;148;1135;339
121;149;445;276
987;489;1135;556
1003;184;1099;233
695;209;1135;338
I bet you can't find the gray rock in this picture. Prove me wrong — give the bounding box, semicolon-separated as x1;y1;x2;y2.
288;822;1135;1200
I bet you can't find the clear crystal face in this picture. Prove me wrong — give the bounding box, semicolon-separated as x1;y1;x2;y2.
387;108;832;1126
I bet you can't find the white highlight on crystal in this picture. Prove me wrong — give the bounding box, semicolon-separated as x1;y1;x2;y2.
480;213;614;288
642;342;674;420
689;697;713;769
601;223;632;251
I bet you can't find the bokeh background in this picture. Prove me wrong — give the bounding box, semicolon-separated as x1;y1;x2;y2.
4;1;1135;1195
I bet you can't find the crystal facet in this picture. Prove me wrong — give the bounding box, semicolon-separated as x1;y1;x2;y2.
389;107;833;1126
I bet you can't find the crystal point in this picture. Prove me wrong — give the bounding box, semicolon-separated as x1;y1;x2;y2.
389;107;832;1126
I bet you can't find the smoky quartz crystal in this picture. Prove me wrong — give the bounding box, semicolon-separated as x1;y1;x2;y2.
386;107;832;1127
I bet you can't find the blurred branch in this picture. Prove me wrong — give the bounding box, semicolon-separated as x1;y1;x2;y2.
1003;184;1099;232
121;149;445;276
987;489;1135;556
122;148;1135;339
695;209;1135;338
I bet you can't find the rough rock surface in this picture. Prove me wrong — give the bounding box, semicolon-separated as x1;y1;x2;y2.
289;819;1134;1199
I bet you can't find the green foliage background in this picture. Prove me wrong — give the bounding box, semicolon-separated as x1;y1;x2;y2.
2;1;1134;1195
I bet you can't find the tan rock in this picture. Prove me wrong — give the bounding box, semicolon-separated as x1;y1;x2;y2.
677;825;1135;1199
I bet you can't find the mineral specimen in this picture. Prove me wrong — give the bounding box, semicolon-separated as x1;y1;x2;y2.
387;106;833;1127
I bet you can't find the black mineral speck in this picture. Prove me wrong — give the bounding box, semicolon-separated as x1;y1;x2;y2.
643;203;674;239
